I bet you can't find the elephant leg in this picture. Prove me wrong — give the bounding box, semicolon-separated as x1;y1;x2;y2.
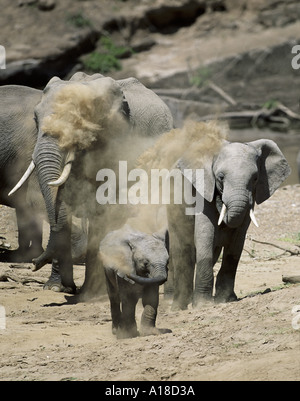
15;207;31;255
118;287;139;339
140;285;172;336
105;270;121;335
167;204;195;311
41;226;75;294
193;255;214;307
0;206;43;263
37;206;75;293
193;213;218;308
56;224;76;294
27;216;44;258
79;216;106;301
215;226;248;303
164;256;174;299
214;252;239;303
43;259;65;292
43;191;75;293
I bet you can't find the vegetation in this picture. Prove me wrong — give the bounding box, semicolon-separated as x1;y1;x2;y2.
66;12;92;28
189;67;212;87
83;52;122;74
82;36;133;74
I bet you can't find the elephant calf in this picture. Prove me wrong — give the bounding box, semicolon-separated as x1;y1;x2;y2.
100;224;171;339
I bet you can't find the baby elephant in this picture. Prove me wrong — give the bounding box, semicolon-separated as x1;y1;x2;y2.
100;224;171;339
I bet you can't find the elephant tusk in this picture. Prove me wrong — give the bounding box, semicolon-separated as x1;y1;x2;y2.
250;209;259;228
218;203;227;226
8;160;36;196
48;151;75;187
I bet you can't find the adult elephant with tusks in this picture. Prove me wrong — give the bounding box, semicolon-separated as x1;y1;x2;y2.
0;85;87;270
167;129;291;310
9;72;173;299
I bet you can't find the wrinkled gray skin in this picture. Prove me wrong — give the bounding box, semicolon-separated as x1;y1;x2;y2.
21;72;173;297
0;85;44;262
167;140;291;310
102;224;171;339
0;85;87;288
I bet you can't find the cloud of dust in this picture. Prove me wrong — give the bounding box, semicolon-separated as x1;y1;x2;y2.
41;79;126;151
93;120;228;244
138;120;228;171
40;80;227;295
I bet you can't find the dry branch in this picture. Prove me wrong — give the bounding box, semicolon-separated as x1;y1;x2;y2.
247;238;300;256
0;273;44;285
198;103;300;130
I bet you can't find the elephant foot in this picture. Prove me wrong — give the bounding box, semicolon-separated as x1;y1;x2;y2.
214;291;238;304
171;299;189;311
43;260;77;294
192;293;214;309
78;280;107;302
43;278;76;294
140;326;172;337
116;326;139;339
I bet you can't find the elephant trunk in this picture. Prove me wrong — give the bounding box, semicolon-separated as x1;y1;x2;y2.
32;135;70;270
128;262;168;286
221;188;250;229
33;136;65;226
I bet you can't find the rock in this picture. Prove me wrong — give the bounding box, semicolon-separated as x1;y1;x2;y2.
131;37;156;53
38;0;56;11
18;0;56;9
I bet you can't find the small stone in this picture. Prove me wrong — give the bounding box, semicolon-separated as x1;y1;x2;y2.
38;0;56;11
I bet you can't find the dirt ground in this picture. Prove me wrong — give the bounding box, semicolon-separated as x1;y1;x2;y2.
0;0;300;383
0;185;299;382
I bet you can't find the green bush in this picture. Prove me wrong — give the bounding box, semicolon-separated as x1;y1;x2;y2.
83;52;122;74
82;36;133;74
100;36;132;59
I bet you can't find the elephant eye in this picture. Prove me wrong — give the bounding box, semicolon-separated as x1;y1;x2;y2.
218;173;225;182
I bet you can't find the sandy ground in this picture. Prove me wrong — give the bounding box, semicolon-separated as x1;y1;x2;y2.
0;185;299;382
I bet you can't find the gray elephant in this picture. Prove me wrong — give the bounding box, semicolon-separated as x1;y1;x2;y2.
10;72;173;298
101;224;171;339
0;84;44;262
167;137;291;310
0;84;87;288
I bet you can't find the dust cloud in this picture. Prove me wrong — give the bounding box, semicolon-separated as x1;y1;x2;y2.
138;120;228;171
41;81;228;294
41;78;126;151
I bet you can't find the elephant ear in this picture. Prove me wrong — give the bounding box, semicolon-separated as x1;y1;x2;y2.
176;157;216;203
43;76;62;93
248;139;291;204
152;228;169;254
99;226;136;276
